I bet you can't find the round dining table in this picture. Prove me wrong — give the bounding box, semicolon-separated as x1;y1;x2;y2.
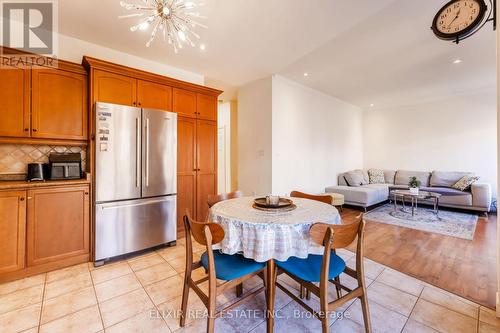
208;196;341;333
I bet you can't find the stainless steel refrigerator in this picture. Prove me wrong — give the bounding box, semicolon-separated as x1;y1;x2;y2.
94;102;177;263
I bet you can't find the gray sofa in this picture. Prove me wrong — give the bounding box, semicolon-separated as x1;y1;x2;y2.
325;169;492;212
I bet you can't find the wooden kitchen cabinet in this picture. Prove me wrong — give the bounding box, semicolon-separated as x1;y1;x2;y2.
0;66;30;138
31;69;88;140
26;185;90;267
196;120;218;221
177;117;197;231
196;93;217;121
137;80;172;111
0;191;26;274
173;88;197;118
93;70;137;106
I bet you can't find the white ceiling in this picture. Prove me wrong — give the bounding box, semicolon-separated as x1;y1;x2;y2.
59;0;496;108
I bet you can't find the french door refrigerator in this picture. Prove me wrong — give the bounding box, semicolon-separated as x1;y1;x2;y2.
94;102;177;263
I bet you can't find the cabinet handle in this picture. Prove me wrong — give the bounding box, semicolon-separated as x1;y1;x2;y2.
24;128;29;132
138;102;142;106
84;192;89;195
32;129;37;132
132;102;136;106
20;197;25;201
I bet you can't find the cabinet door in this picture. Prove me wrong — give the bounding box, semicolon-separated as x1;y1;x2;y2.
31;69;88;140
0;65;30;137
27;186;89;266
94;70;137;106
177;116;197;232
197;94;217;121
196;120;217;221
0;191;26;274
137;80;172;111
173;88;197;118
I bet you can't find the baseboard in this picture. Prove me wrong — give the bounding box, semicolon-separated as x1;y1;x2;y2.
497;292;500;317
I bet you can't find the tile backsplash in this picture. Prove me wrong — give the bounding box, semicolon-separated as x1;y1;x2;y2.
0;144;87;178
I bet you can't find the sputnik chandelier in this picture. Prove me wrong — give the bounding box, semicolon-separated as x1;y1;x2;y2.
119;0;206;53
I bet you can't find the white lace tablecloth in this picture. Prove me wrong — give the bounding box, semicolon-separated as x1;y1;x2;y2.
208;197;341;262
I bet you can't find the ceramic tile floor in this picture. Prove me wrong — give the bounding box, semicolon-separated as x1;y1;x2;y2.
0;240;498;333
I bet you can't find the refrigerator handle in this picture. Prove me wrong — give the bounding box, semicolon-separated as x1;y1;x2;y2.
136;117;140;188
145;117;150;187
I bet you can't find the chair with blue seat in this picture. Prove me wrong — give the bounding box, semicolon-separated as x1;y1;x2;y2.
180;212;266;333
275;215;372;332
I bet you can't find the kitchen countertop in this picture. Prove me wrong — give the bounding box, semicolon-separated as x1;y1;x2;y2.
0;178;91;190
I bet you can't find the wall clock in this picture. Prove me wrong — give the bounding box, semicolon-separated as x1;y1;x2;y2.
431;0;496;43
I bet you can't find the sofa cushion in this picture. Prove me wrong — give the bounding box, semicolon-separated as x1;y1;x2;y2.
368;169;385;184
325;185;388;207
344;171;367;187
420;187;470;196
395;170;431;187
439;193;473;206
384;170;396;184
430;171;474;188
452;176;480;191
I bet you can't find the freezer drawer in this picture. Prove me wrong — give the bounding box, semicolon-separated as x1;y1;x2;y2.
95;196;176;261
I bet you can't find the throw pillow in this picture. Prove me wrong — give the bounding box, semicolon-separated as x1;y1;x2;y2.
368;169;385;184
344;171;365;187
452;176;480;191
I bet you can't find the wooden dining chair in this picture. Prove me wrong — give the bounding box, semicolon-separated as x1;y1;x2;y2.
181;212;266;333
274;215;371;333
289;191;341;300
207;190;244;208
290;191;333;205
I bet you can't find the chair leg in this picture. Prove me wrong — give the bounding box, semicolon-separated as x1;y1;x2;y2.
334;276;342;299
360;295;372;333
306;289;311;300
236;283;243;297
299;285;305;299
180;272;190;327
321;316;329;333
207;292;217;333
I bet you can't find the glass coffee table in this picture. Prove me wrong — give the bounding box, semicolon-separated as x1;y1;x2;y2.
392;190;442;216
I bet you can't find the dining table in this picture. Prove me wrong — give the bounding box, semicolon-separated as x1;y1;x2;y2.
208;196;341;333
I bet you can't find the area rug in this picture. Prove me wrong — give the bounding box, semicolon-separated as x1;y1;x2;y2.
364;204;478;240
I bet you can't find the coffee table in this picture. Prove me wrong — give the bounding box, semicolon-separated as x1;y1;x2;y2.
392;190;442;216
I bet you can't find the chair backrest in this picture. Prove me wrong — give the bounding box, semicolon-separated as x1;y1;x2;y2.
207;190;244;208
290;191;332;205
184;211;225;246
309;215;364;250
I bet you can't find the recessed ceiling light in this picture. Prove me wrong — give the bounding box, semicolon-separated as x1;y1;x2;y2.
303;72;309;77
369;103;374;107
199;44;206;51
453;58;462;64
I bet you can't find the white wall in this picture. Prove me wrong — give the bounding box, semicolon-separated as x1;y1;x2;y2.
237;77;273;196
364;90;498;196
272;76;364;194
58;34;204;85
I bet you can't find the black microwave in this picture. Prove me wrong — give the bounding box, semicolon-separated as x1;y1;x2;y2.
49;153;82;180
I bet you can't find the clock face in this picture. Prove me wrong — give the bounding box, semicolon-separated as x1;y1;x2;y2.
432;0;487;40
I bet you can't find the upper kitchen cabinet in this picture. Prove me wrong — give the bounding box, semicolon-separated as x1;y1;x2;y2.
31;68;88;140
173;88;197;118
93;70;137;107
0;190;26;274
196;93;217;121
0;65;30;138
137;80;173;111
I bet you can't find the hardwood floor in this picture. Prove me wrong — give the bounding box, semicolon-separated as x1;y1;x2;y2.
342;206;498;309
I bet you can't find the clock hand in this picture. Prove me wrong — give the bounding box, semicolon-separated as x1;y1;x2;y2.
448;9;461;28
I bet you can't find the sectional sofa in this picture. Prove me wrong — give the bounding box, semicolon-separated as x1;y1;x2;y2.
325;169;492;213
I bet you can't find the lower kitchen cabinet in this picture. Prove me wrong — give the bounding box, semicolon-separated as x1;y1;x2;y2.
27;186;90;266
0;191;26;274
0;183;90;282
